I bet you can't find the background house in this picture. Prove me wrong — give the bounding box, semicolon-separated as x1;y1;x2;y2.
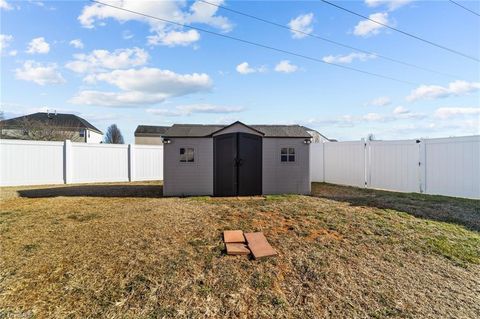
0;112;103;143
162;121;312;197
301;126;336;142
134;125;170;145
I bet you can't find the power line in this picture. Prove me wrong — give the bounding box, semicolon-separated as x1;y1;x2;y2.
90;0;418;86
320;0;480;62
449;0;480;17
198;0;459;79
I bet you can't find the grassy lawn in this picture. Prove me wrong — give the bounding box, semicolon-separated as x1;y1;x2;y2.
1;182;479;318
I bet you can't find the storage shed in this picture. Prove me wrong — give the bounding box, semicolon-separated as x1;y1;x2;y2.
162;121;312;196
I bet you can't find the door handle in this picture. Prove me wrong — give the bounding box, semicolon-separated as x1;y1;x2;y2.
234;158;244;166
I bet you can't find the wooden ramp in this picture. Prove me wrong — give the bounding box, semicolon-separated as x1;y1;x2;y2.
223;230;246;243
225;243;250;255
244;232;277;259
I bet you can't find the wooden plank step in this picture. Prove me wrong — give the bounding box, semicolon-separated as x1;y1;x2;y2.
223;230;245;243
225;243;250;255
244;232;277;259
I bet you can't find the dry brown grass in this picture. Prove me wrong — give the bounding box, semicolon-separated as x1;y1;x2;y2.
1;182;479;318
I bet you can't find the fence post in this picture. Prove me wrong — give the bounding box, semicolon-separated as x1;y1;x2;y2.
321;141;325;183
418;139;426;193
362;138;368;188
128;144;135;182
64;140;72;184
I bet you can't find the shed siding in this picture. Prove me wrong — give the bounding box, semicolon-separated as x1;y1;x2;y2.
163;138;213;196
262;138;310;195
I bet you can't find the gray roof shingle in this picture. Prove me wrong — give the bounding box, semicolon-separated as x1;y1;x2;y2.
0;112;102;134
134;125;170;136
163;122;311;138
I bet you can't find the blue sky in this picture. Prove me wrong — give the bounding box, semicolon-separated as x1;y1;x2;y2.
1;0;479;143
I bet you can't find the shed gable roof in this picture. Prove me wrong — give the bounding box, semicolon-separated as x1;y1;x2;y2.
163;122;311;138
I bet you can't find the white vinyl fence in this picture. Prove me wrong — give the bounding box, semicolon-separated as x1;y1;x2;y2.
310;135;480;199
0;139;163;186
1;136;479;199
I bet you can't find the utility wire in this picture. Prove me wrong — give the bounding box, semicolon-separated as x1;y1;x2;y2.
90;0;418;85
198;0;459;79
449;0;480;17
320;0;479;62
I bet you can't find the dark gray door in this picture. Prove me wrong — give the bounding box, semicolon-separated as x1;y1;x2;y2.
214;133;237;196
238;133;262;196
214;133;262;196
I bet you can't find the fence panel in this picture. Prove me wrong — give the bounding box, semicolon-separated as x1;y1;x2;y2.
2;136;479;199
368;140;420;193
424;136;480;199
134;145;163;181
71;143;129;183
310;143;324;182
0;140;64;186
324;141;366;188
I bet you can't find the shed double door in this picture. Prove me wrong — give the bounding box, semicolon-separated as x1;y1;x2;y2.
214;133;262;196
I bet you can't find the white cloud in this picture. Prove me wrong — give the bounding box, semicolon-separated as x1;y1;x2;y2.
78;0;231;47
288;13;314;39
434;107;480;119
363;112;385;122
393;106;409;114
147;29;200;47
177;104;244;114
323;52;376;64
26;37;50;54
0;34;13;54
15;60;65;85
69;39;84;49
69;90;169;107
8;49;17;56
367;96;391;107
236;62;255;74
30;1;45;7
146;104;244;116
187;0;232;32
122;30;134;40
406;80;480;102
86;68;211;94
65;47;149;73
391;106;425;119
365;0;414;11
274;60;298;73
70;67;212;107
393;106;427;120
0;0;12;10
236;62;266;74
353;12;389;37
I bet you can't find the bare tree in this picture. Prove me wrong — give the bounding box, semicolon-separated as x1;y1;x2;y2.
367;133;376;141
1;118;80;141
104;124;124;144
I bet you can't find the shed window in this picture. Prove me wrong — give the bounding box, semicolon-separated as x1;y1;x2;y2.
281;147;295;162
180;147;195;163
79;129;85;137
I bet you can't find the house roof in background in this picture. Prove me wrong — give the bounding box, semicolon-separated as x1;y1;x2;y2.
0;112;102;134
163;123;312;138
301;126;332;141
134;125;170;136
